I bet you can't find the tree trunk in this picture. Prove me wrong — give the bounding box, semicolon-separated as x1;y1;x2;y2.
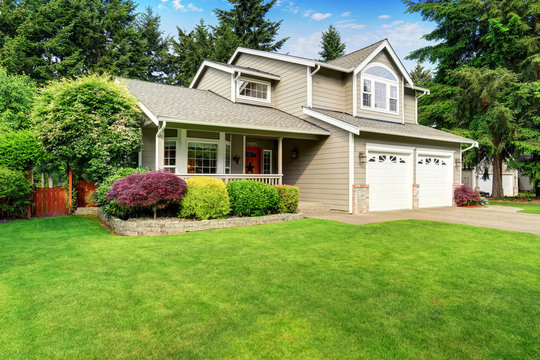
492;152;504;198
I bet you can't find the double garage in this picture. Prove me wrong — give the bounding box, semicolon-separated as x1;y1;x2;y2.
365;144;455;212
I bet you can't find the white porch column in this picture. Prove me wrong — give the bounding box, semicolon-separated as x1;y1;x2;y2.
217;132;226;174
242;136;246;174
278;136;283;185
177;129;187;173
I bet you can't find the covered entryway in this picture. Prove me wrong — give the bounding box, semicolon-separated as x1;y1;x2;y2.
417;152;453;208
367;147;413;212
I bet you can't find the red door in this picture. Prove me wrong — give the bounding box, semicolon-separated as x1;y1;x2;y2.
245;147;262;174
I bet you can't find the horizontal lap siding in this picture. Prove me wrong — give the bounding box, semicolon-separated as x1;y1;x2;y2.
356;50;404;123
312;69;344;112
354;133;461;185
344;74;353;114
234;54;307;117
196;68;230;99
404;88;416;124
283;121;350;211
142;127;157;170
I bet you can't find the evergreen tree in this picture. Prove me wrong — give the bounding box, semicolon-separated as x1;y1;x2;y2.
409;64;432;84
318;25;346;62
137;7;169;83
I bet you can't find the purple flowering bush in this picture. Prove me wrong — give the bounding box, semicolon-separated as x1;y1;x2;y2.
106;171;187;218
454;185;483;206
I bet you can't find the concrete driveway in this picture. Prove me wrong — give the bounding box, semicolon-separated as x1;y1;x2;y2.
307;206;540;235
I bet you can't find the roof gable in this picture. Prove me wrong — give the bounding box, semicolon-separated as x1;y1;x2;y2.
327;40;385;69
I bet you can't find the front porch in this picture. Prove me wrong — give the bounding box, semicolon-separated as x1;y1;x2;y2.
143;125;306;186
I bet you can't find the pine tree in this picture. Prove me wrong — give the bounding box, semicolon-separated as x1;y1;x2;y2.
409;64;432;84
136;7;169;83
318;25;346;62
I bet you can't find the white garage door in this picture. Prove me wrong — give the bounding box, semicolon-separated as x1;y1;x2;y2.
417;155;453;208
367;151;412;212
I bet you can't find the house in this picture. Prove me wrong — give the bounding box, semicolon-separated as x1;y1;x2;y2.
122;39;477;214
462;159;532;196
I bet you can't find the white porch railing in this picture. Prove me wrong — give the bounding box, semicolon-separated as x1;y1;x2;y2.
177;173;283;185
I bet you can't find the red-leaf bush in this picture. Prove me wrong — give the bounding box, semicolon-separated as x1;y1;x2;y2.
106;171;187;218
454;185;482;206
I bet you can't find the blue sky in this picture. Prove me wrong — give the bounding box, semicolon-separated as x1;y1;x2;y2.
138;0;436;71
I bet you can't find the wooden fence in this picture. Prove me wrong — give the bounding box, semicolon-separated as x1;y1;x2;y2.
32;187;68;217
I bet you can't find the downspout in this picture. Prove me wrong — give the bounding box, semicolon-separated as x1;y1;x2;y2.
415;89;429;124
311;64;321;76
460;142;479;185
155;119;167;170
307;65;320;108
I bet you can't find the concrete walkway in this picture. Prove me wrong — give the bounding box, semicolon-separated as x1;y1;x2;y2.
306;206;540;235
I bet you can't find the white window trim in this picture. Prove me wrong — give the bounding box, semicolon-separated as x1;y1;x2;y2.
185;135;231;175
236;77;271;103
360;63;399;115
163;137;178;172
263;149;272;174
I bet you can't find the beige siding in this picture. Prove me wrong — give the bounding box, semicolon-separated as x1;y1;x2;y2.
356;50;406;123
195;67;230;99
312;68;344;112
404;87;416;124
354;133;461;185
283;119;350;211
234;53;307;117
142;127;157;170
231;134;244;174
344;74;353;114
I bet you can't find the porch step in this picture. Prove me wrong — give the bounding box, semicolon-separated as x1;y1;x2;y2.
298;201;329;214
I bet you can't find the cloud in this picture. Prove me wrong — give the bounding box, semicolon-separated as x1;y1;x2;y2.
340;23;366;30
187;3;203;12
282;32;322;59
276;0;300;14
171;0;202;12
158;3;166;8
311;12;332;21
378;14;391;19
341;11;351;17
302;9;314;17
382;20;404;28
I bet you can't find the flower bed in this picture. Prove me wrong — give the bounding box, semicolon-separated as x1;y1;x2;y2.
98;209;304;236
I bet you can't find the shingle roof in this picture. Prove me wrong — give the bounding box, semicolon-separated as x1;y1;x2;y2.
120;78;330;136
327;40;386;69
205;60;281;80
309;108;477;144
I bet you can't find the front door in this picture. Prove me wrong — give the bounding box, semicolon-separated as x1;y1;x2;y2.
245;147;262;174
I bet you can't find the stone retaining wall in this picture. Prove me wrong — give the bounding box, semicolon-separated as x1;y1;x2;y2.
97;210;304;236
73;207;99;216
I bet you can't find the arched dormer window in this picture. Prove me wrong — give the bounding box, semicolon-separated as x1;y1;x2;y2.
361;63;399;114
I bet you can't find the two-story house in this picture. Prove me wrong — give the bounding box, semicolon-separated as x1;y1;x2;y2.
123;39;477;214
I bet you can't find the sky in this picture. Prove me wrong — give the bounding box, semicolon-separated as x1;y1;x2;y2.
138;0;436;71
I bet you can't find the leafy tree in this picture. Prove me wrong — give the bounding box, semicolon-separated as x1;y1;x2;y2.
136;7;169;83
0;130;45;171
318;25;346;62
409;64;432;84
165;0;288;85
0;68;36;130
33;74;143;182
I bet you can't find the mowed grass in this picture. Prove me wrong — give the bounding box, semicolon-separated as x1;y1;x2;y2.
0;217;538;359
489;201;540;214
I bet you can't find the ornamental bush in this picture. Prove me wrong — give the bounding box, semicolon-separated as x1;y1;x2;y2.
106;170;187;219
180;177;230;220
0;130;45;171
0;168;32;219
454;185;483;206
273;185;299;213
94;167;149;218
226;180;278;217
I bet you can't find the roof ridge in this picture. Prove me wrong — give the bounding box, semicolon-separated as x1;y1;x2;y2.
118;77;209;93
328;39;386;64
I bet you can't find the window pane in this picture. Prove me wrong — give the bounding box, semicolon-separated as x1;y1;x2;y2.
374;82;386;109
364;66;397;81
363;93;371;107
389;99;397;112
164;139;176;173
187;142;217;174
263;150;272;174
363;79;371;93
238;80;269;100
390;85;397;99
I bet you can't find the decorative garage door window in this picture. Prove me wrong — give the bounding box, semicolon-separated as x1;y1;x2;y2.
418;157;447;166
368;154;407;164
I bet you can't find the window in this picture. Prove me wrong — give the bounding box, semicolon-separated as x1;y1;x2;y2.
237;78;270;102
361;63;399;114
225;143;231;174
187;142;218;174
164;139;177;173
263;150;272;174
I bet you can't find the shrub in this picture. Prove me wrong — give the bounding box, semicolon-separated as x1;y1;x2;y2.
0;168;32;218
226;180;278;217
273;185;299;213
0;130;45;171
94;167;149;219
454;185;483;206
180;177;230;220
106;170;187;219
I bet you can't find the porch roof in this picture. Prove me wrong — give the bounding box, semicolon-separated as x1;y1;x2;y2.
121;78;330;136
305;107;478;145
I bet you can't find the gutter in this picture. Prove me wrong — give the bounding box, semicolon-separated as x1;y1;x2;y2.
155;119;167;170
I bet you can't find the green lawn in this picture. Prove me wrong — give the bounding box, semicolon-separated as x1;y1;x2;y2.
489;201;540;214
0;217;538;359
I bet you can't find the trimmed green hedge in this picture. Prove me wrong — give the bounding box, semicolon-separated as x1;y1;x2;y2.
273;185;299;213
180;177;230;220
226;180;278;217
0;168;32;218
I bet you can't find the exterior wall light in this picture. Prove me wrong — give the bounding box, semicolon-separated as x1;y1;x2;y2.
359;152;367;163
290;148;299;159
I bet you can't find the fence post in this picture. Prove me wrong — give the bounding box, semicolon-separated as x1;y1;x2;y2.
68;168;73;209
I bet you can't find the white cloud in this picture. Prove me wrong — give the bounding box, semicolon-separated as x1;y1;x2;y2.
311;12;332;21
187;3;203;12
341;11;351;17
340;22;366;30
283;32;322;59
158;3;166;8
277;1;300;14
378;14;391;19
382;20;404;28
302;9;314;17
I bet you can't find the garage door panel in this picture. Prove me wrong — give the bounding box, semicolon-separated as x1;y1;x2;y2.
417;155;452;208
367;151;412;212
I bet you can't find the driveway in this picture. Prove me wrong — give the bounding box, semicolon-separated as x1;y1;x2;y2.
306;206;540;235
